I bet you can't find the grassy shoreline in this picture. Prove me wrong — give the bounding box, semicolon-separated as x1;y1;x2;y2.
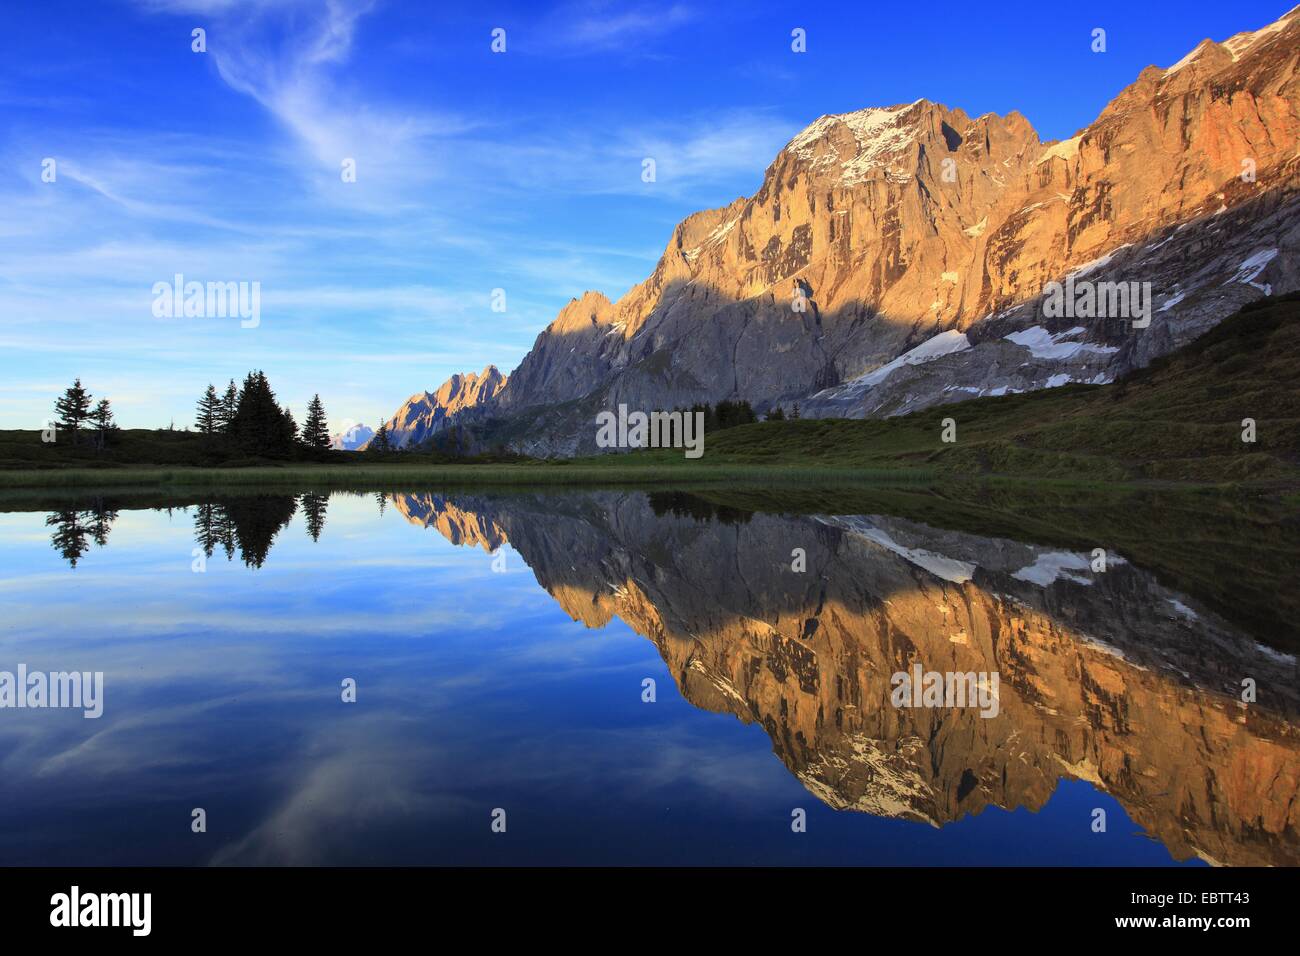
3;458;1293;497
0;461;938;488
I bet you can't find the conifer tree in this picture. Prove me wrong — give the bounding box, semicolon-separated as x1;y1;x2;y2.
302;394;331;451
89;398;115;451
196;384;220;436
282;407;299;447
228;371;296;458
218;380;238;433
53;378;93;445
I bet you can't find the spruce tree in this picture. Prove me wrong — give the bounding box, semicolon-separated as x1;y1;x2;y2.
282;407;299;448
89;398;115;451
228;371;296;458
196;384;220;436
302;394;331;451
371;421;392;452
219;380;239;433
54;378;93;445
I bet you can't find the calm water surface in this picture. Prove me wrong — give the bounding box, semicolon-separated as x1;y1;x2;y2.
1;488;1296;866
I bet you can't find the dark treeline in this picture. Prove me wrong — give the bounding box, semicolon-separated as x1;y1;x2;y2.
672;400;795;430
195;372;332;460
687;400;759;431
44;372;336;464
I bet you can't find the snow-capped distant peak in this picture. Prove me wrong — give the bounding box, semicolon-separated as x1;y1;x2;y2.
330;422;374;451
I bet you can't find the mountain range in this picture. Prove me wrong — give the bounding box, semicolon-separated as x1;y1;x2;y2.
370;6;1300;457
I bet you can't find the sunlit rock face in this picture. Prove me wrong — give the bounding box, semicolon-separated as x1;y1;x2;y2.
369;366;507;450
471;8;1300;454
395;491;1300;866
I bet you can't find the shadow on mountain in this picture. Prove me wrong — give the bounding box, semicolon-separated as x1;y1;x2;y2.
455;186;1297;459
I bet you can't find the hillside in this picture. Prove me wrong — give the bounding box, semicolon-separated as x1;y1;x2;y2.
612;293;1300;483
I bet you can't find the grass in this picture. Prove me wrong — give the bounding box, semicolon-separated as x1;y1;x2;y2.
0;462;938;500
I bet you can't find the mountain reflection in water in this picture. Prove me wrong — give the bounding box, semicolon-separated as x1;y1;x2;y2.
12;487;1300;866
391;490;1299;867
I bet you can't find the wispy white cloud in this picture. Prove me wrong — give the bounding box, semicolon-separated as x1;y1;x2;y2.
181;0;474;207
540;1;698;54
444;109;794;202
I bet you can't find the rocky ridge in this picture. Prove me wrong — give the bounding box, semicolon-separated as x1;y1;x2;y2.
365;365;507;450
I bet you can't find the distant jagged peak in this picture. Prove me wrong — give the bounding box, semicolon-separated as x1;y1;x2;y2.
433;365;508;403
369;365;509;449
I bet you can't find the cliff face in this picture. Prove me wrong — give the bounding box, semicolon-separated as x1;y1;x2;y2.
367;365;506;449
392;490;1300;866
478;7;1300;455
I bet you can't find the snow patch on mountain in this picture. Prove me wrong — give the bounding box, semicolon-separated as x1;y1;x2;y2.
817;515;976;584
1011;551;1094;587
833;330;971;395
1004;326;1120;360
1225;248;1278;293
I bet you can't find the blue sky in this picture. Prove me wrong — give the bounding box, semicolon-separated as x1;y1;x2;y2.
0;0;1290;431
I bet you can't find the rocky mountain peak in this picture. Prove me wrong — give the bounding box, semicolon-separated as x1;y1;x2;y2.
782;99;929;185
442;6;1300;457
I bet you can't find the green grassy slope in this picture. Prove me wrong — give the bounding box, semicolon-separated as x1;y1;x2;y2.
610;293;1300;483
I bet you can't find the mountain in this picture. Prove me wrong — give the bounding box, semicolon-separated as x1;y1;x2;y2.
366;365;506;450
329;422;373;450
468;6;1300;456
